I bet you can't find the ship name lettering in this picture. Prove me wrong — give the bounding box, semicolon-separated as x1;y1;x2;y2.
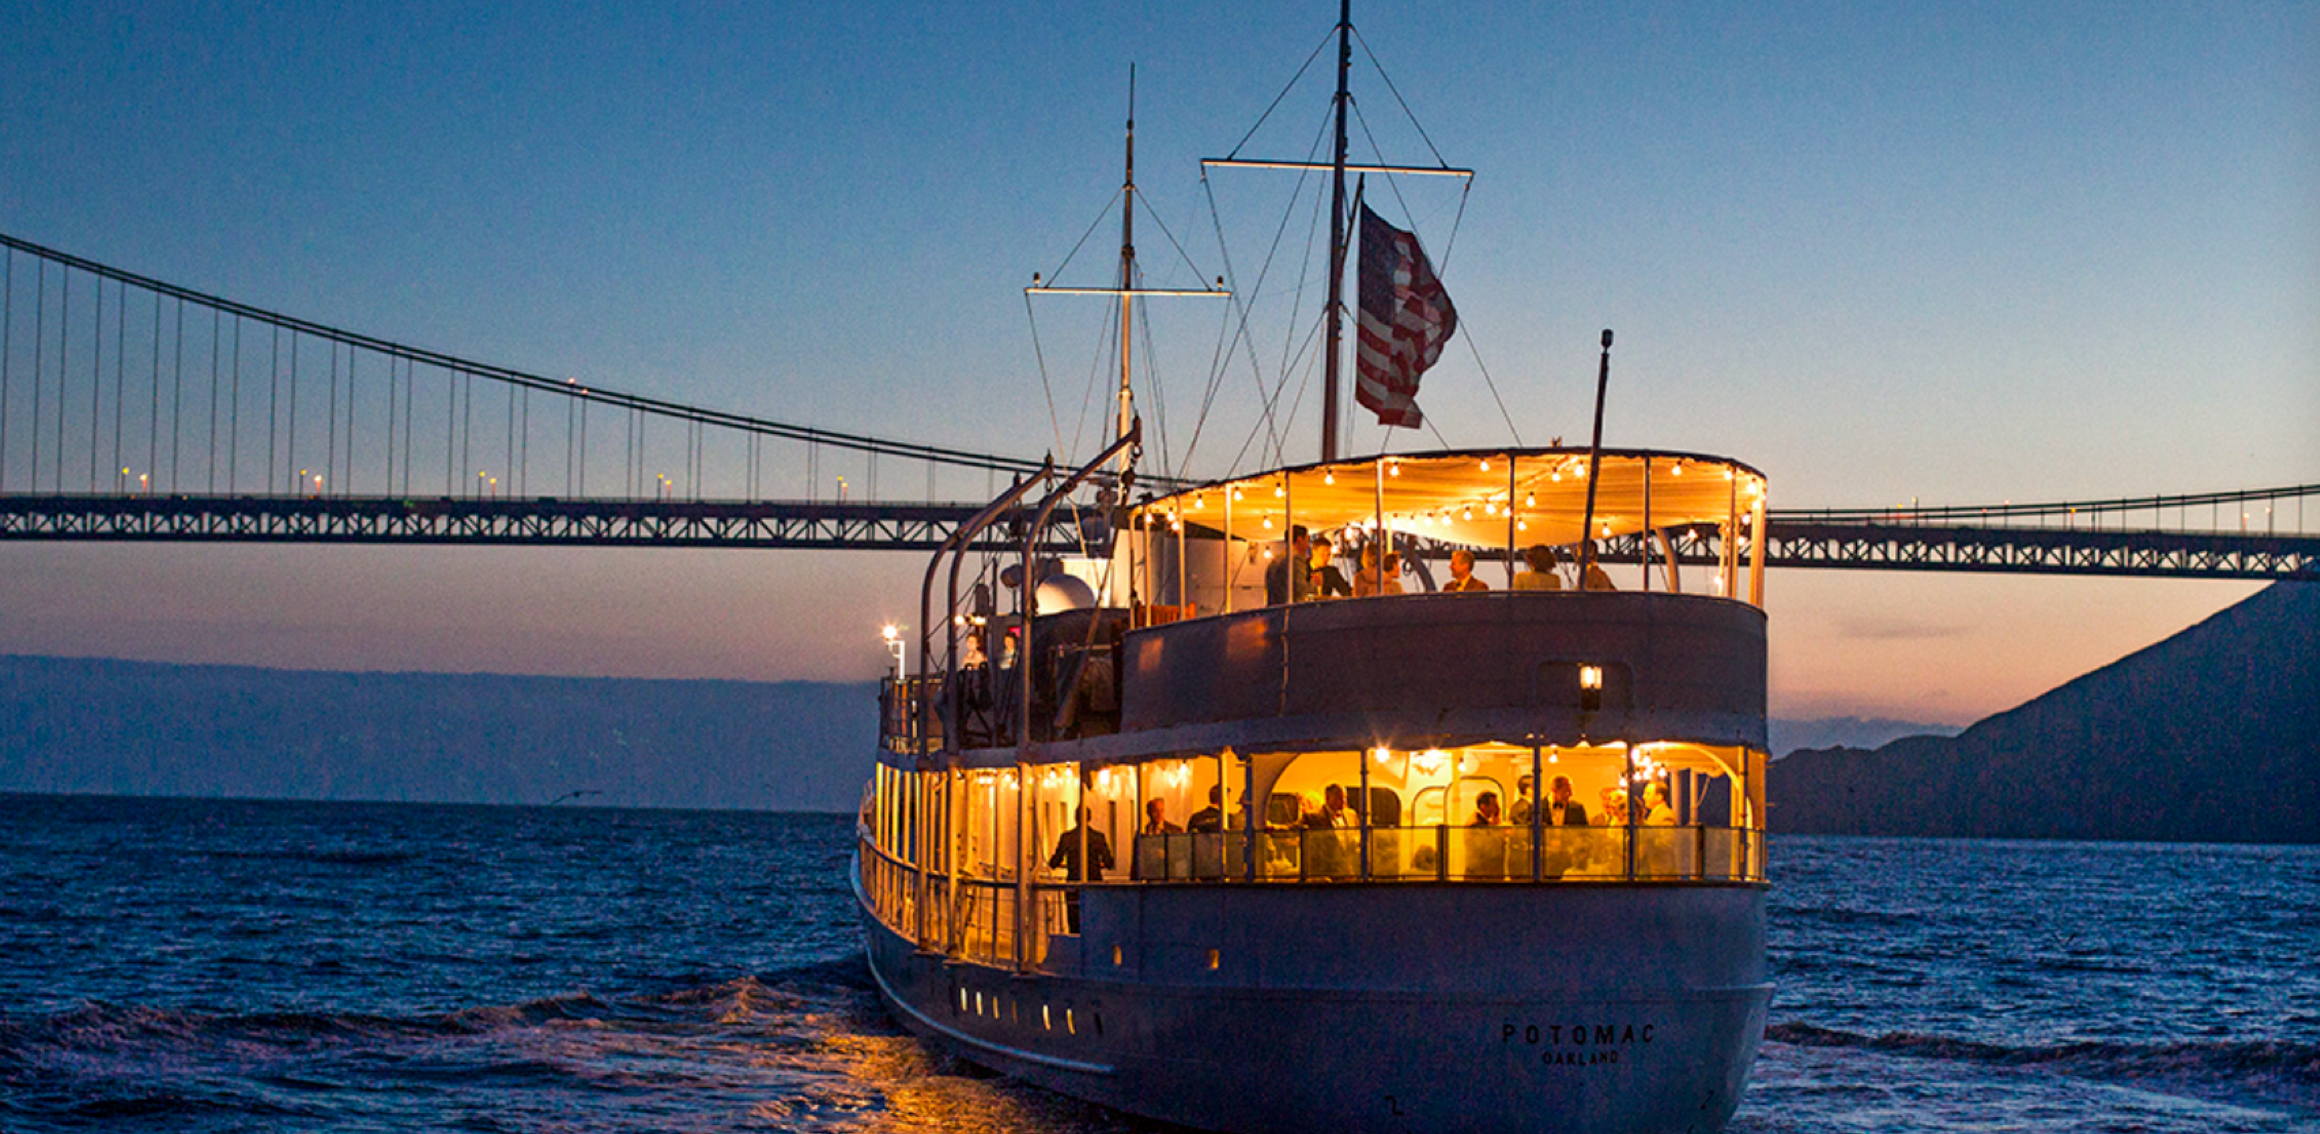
1500;1021;1656;1049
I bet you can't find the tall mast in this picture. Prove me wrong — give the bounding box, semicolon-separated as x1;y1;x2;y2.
1117;66;1137;475
1320;0;1352;462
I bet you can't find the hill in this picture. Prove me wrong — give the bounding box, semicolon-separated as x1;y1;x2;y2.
0;657;879;812
1771;583;2320;844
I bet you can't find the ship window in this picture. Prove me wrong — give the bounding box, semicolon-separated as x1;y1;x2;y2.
1112;944;1123;966
1043;1004;1052;1031
955;985;966;1015
974;991;984;1016
1206;949;1220;970
1066;1008;1076;1035
1094;1012;1104;1036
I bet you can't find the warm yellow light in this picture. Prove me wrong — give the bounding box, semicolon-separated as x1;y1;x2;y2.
1580;664;1603;690
1479;458;1491;472
1262;515;1275;530
1516;518;1528;531
882;624;899;642
1372;746;1393;765
1274;484;1285;498
1462;506;1475;522
1192;494;1204;510
1388;461;1400;477
1671;461;1684;477
1525;491;1537;507
1323;470;1336;485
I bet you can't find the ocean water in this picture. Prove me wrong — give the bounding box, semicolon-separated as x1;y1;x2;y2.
2;794;2314;1132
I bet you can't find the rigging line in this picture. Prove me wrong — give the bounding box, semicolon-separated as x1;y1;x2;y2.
1132;285;1173;481
1350;26;1455;171
1021;291;1071;464
1455;311;1523;446
1125;184;1222;293
1187;123;1320;477
1223;25;1338;160
1039;187;1128;290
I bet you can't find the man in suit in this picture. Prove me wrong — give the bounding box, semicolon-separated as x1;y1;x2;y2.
1543;775;1590;827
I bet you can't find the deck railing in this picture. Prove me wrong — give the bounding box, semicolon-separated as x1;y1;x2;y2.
1130;824;1763;883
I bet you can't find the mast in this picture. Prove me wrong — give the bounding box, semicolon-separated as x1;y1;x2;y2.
1321;0;1352;462
1117;67;1137;477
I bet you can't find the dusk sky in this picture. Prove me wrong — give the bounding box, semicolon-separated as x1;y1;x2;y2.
1;2;2312;726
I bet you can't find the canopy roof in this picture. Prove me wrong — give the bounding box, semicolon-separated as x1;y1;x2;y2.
1131;448;1767;549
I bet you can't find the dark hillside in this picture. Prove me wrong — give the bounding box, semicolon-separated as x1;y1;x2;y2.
1772;583;2320;843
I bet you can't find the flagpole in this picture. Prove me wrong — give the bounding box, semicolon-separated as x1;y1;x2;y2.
1578;330;1613;583
1320;0;1352;463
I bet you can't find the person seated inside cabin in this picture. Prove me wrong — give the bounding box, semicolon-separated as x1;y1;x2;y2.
1319;783;1355;828
1509;775;1537;825
1186;785;1225;833
1543;775;1591;827
1353;544;1389;597
1142;798;1183;836
1512;545;1562;591
1578;541;1616;591
1595;787;1629;826
1443;549;1490;592
1311;537;1353;598
1638;782;1675;826
1265;526;1315;605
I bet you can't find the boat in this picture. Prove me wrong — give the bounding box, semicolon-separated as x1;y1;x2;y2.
853;10;1772;1132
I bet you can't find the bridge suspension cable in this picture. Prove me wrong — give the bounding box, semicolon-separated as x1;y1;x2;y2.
0;232;1051;506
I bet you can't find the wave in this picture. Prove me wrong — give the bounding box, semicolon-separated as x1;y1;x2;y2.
1766;1021;2320;1106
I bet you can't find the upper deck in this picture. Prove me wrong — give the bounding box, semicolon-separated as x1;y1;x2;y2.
889;447;1771;764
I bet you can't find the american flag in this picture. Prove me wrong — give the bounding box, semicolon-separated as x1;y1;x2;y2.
1354;204;1458;429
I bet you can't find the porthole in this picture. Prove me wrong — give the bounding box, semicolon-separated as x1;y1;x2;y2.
1066;1008;1076;1036
1042;1004;1052;1031
1205;949;1220;970
1112;944;1124;966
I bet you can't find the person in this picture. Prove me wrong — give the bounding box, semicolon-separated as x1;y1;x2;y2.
1185;785;1225;833
1310;537;1352;598
1048;806;1115;932
1265;526;1313;605
1579;541;1615;591
1595;787;1629;826
1465;790;1507;878
1320;783;1355;828
1142;798;1182;835
1382;551;1406;593
1543;775;1590;827
1048;807;1115;881
1442;548;1490;592
1508;774;1537;825
1353;544;1388;597
1639;782;1675;826
1512;545;1562;591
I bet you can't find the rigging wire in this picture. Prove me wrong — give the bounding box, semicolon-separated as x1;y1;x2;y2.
1351;26;1457;172
1222;26;1339;160
1020;291;1071;466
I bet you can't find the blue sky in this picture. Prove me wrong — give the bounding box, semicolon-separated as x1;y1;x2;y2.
1;2;2312;723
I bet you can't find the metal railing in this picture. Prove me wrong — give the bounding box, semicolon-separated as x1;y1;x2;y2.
1131;824;1763;883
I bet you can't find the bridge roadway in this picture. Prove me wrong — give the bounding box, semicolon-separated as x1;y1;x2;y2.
2;491;2313;580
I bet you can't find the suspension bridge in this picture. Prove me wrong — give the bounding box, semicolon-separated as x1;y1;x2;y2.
1;233;2313;580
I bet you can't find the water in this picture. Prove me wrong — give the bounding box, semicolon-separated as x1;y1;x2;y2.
2;794;2314;1132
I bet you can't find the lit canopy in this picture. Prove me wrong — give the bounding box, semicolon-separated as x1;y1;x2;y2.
1132;448;1767;549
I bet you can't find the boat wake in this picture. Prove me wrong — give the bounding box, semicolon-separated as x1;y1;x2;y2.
0;959;1167;1134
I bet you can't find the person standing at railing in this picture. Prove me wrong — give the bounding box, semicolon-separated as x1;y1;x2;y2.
1186;786;1225;833
1048;807;1114;933
1443;549;1490;591
1266;526;1314;605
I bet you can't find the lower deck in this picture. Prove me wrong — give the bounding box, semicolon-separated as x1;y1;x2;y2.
856;850;1770;1134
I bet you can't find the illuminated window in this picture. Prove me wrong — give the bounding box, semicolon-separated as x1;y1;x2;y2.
1206;949;1221;970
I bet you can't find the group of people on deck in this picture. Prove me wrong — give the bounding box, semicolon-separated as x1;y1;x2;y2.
1267;526;1614;605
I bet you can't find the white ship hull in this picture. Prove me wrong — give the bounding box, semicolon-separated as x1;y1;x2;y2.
856;852;1768;1134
